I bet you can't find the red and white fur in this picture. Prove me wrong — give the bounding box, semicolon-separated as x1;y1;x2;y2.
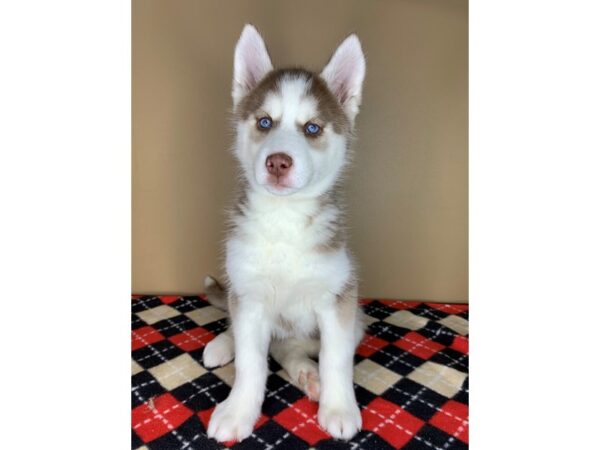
203;24;366;443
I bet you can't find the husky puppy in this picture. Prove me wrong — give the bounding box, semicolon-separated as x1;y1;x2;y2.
203;24;366;443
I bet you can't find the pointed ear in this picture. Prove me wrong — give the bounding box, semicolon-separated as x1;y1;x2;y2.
320;34;366;122
232;24;273;107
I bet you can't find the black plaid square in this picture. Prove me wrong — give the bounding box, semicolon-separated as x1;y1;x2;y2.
132;296;162;313
132;339;185;370
262;374;306;416
169;296;207;313
201;317;230;335
430;348;469;373
171;372;231;411
267;356;283;373
146;414;221;450
369;343;427;376
131;371;166;408
131;429;144;449
354;384;378;409
403;424;468;450
366;321;411;343
453;377;469;404
362;300;399;320
411;303;450;321
381;377;449;422
187;347;207;366
417;320;456;346
337;431;396;450
152;314;199;338
132;313;146;330
232;421;309;450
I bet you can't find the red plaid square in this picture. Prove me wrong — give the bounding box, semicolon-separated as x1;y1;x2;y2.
274;397;329;445
385;300;420;310
169;327;215;352
395;331;444;359
429;400;468;443
159;295;181;304
197;407;214;431
362;398;425;448
356;334;389;357
450;335;469;354
426;302;469;314
132;393;193;443
132;326;165;351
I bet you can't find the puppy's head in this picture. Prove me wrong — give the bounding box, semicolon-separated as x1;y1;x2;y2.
231;25;366;198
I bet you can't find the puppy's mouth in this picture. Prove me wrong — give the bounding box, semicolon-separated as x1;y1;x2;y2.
262;177;297;195
267;175;290;189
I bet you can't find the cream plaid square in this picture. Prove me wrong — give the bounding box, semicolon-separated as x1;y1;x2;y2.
186;306;228;326
132;359;144;375
212;364;236;386
136;305;180;325
407;361;466;398
149;353;207;390
384;310;429;330
354;359;402;395
364;314;379;326
438;315;469;336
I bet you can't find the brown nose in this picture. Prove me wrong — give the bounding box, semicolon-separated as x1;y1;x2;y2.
266;153;293;177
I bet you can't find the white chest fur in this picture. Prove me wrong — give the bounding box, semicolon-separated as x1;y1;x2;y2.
225;193;352;337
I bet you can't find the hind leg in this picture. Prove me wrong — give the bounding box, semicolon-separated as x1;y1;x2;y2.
203;328;234;368
271;338;321;401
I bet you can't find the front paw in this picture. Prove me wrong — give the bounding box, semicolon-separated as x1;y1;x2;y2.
203;333;234;368
318;401;362;440
207;398;259;443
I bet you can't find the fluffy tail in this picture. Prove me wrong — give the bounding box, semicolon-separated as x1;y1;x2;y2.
203;275;228;311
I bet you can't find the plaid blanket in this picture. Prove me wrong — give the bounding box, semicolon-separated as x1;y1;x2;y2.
132;295;468;449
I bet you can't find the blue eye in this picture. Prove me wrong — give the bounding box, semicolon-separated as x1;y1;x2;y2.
305;122;321;136
258;117;272;129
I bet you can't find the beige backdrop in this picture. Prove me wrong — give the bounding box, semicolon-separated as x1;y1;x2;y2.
133;0;468;302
